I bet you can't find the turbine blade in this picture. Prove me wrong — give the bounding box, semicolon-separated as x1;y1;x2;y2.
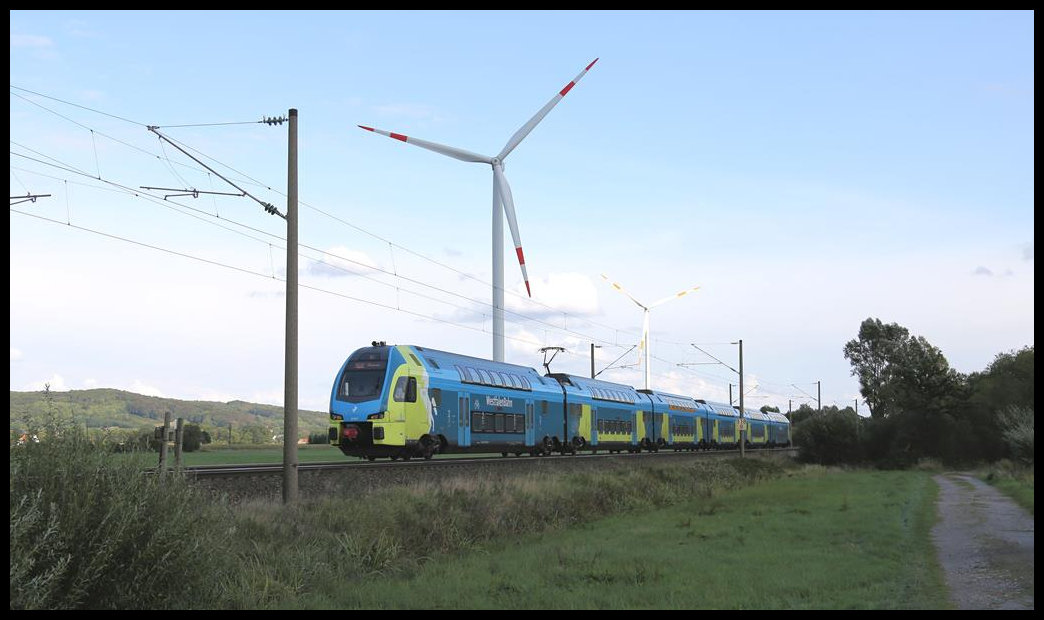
497;58;599;161
649;286;701;309
635;312;649;369
492;163;531;297
600;273;647;311
358;125;492;164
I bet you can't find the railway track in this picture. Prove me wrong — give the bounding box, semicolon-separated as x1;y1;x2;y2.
179;447;797;479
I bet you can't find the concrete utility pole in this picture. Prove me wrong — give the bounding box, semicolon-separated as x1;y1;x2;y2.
283;108;299;505
737;339;745;458
817;380;822;412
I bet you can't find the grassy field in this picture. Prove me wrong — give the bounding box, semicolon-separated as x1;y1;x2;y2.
12;433;969;610
330;467;948;609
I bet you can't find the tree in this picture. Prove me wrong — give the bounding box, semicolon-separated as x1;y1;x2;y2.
181;424;209;452
843;318;910;419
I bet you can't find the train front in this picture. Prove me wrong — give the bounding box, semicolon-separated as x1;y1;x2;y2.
328;341;405;459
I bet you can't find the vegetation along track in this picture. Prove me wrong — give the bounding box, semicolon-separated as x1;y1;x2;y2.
181;448;797;504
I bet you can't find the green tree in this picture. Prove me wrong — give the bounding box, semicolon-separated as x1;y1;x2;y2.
181;423;209;452
842;318;910;419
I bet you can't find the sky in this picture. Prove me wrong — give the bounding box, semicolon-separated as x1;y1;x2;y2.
10;10;1034;416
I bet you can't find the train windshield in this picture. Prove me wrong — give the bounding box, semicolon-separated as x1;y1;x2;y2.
337;348;389;403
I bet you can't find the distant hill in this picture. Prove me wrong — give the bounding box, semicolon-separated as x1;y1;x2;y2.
9;388;329;437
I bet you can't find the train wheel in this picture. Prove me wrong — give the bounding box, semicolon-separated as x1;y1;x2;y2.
501;452;508;458
367;456;376;462
419;435;437;460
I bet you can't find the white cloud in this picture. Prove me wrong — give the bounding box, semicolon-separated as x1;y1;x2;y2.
25;374;68;392
129;380;164;398
973;266;994;276
10;33;52;48
507;272;601;317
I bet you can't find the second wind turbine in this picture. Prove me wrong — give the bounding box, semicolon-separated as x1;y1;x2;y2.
601;273;700;390
359;58;598;363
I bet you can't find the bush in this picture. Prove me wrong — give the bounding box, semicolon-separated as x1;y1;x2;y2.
793;410;862;466
307;431;329;445
10;423;230;609
997;406;1034;464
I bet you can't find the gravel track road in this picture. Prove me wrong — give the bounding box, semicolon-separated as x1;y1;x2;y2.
931;472;1034;610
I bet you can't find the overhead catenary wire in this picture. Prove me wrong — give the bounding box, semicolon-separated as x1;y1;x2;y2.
10;87;838;406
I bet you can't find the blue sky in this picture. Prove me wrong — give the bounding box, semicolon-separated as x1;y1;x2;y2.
10;10;1034;415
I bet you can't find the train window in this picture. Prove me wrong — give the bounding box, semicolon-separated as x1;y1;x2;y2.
568;403;581;416
465;367;480;383
392;376;417;403
409;353;422;366
508;374;522;389
541;400;548;415
430;388;441;407
521;377;531;391
477;369;492;385
426;357;440;369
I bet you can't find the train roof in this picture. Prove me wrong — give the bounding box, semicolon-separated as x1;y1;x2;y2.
697;400;739;417
548;373;643;405
407;345;561;393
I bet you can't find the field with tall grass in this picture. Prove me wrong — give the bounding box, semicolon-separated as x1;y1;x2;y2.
13;430;956;609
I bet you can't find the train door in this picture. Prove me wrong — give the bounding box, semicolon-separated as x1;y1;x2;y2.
590;407;598;448
458;392;471;448
525;400;535;448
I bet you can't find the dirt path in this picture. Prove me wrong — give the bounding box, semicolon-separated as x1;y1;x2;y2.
931;472;1034;610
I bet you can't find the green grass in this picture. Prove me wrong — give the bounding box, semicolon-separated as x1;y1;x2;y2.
976;460;1034;515
12;435;965;610
336;468;948;609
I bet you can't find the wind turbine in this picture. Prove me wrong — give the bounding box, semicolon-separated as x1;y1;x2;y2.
601;273;700;390
359;58;599;363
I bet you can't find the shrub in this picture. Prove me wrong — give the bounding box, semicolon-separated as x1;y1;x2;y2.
10;423;230;609
997;406;1034;464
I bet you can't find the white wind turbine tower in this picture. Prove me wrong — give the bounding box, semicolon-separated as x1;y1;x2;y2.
601;273;700;390
359;58;599;363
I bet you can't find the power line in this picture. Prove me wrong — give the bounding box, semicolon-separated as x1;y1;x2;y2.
10;88;649;347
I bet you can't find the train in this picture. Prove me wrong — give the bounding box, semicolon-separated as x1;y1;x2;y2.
328;341;791;460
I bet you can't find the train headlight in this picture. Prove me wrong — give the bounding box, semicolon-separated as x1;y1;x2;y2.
330;413;343;421
367;412;385;420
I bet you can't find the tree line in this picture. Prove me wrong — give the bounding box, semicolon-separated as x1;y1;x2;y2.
794;317;1033;467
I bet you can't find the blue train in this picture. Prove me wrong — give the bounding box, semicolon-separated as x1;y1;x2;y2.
328;342;791;460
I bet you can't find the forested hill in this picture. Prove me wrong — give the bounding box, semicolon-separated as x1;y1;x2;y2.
9;388;329;435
